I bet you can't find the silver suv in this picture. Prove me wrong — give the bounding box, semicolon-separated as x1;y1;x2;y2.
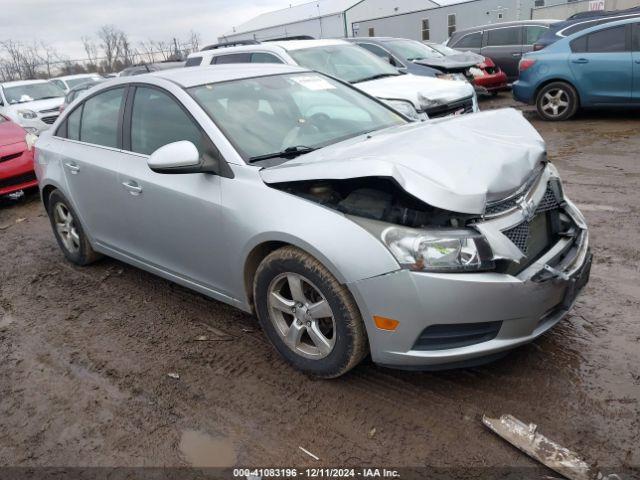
35;64;591;378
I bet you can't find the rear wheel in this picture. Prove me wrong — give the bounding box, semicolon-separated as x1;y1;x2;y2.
47;190;101;266
536;81;579;121
253;246;368;378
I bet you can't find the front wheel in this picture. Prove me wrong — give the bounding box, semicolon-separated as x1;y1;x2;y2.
536;81;579;121
253;246;368;378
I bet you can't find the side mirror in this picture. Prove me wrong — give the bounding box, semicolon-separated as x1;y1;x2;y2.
147;141;204;174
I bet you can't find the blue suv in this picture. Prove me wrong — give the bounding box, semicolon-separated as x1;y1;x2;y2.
513;18;640;120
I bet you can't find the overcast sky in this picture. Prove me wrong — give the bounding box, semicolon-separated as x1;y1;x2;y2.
0;0;290;60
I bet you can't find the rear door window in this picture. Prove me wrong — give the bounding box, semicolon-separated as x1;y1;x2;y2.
79;87;125;148
586;25;627;52
486;27;522;46
212;53;251;64
454;32;482;48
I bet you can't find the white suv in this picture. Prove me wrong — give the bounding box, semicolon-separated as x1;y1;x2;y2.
186;39;477;120
50;74;103;93
0;80;65;134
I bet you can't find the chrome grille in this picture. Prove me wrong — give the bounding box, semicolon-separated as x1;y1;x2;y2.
39;107;61;114
41;115;58;125
501;182;562;253
426;96;474;118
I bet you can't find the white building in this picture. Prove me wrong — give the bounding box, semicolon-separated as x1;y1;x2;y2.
220;0;592;45
220;0;365;43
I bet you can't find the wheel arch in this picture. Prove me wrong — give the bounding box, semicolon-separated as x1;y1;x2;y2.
241;235;355;315
41;183;59;212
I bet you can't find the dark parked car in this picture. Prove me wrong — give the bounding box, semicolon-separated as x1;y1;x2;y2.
349;37;507;94
447;20;559;81
60;79;105;112
513;18;640;121
533;6;640;50
119;61;186;77
346;38;441;77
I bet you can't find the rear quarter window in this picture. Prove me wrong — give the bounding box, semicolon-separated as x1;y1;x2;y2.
185;57;203;67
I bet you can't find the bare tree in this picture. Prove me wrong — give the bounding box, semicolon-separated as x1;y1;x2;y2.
187;30;201;54
97;25;122;72
81;36;99;71
38;42;61;78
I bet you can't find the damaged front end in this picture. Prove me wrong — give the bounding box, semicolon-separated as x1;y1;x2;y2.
267;162;588;284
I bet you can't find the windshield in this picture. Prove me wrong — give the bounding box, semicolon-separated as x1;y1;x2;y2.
385;39;444;61
189;72;405;161
288;44;400;84
66;77;101;89
3;82;65;104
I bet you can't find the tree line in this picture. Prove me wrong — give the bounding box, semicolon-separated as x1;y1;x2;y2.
0;26;202;82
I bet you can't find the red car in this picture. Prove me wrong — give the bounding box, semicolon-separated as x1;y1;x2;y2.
0;115;36;197
467;56;509;96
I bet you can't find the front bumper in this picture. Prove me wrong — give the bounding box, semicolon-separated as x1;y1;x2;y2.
0;145;37;196
348;182;590;370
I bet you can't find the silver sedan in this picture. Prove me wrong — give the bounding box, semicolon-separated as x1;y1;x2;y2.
34;64;591;378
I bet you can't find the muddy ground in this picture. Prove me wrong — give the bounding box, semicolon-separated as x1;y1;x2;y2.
0;95;638;477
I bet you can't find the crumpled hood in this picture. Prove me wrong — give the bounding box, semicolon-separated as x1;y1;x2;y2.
355;73;475;110
414;51;484;70
260;108;546;215
0;119;27;146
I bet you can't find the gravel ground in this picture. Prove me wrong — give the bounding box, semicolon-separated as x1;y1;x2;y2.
0;95;638;477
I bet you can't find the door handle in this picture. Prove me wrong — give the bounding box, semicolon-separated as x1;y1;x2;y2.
511;52;522;57
122;181;143;196
572;58;589;64
64;162;80;174
635;59;640;64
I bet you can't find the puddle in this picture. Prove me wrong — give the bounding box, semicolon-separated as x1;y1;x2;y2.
179;430;237;467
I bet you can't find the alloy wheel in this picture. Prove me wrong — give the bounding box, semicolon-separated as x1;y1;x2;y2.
267;272;336;360
541;88;570;118
53;202;80;253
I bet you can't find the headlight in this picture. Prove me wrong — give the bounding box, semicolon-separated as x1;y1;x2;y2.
384;99;421;121
17;109;38;119
381;226;494;272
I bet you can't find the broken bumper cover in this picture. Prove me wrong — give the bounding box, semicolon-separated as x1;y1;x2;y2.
348;230;591;370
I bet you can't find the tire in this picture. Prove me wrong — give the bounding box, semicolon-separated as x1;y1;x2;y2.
536;81;579;121
47;190;101;266
253;246;368;378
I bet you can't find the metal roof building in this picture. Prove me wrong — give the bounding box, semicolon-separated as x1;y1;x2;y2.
220;0;366;42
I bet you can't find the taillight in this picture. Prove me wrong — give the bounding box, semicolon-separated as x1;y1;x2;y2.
533;44;545;51
519;59;536;72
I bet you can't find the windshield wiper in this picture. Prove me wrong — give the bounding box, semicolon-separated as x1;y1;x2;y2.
38;96;60;100
248;145;317;163
352;73;400;84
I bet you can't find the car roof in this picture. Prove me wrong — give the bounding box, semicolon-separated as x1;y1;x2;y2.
0;79;49;88
147;63;309;88
190;38;349;58
452;19;560;36
563;16;640;39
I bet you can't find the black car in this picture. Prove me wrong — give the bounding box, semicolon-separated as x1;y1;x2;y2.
447;20;559;81
533;6;640;50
